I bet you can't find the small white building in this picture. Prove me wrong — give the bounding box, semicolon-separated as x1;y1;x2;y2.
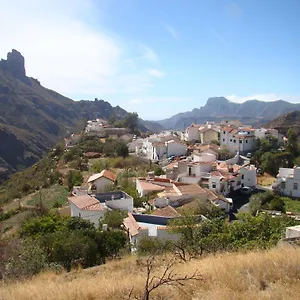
68;191;134;228
64;133;81;148
166;140;187;157
254;128;284;145
286;225;300;239
123;212;181;250
273;167;300;198
68;195;107;228
87;170;116;193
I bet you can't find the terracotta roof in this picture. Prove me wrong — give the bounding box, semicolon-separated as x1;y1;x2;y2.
68;195;104;211
151;205;181;218
149;177;172;183
199;127;218;133
204;188;219;202
165;161;178;170
87;169;116;183
176;184;206;195
139;180;165;192
123;213;143;236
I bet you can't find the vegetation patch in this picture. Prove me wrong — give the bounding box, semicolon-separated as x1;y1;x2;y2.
27;185;68;209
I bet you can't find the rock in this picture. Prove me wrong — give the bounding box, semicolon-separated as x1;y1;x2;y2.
0;49;26;80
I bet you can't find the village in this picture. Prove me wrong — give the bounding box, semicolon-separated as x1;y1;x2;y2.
63;117;300;247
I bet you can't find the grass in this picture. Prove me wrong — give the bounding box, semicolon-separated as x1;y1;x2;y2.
257;173;276;186
27;185;68;209
282;197;300;213
1;245;300;299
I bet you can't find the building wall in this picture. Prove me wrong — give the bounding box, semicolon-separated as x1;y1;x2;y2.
105;197;133;212
167;142;187;157
201;130;219;144
214;199;231;212
90;177;114;193
240;168;257;187
286;227;300;239
69;203;105;228
186;127;199;141
193;153;216;162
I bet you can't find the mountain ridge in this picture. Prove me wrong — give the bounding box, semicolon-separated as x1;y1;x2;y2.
158;97;300;129
0;50;163;181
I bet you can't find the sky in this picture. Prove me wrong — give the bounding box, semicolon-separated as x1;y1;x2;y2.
1;0;300;120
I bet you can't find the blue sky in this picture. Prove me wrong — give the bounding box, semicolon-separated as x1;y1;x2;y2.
1;0;300;120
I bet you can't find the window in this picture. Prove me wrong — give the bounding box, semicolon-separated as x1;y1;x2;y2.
230;139;232;142
233;139;236;143
212;182;216;188
281;182;286;190
241;174;244;179
246;140;248;143
239;140;242;143
223;131;225;134
294;183;298;190
223;138;225;142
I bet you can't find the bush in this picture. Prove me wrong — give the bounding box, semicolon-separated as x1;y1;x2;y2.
154;166;165;176
67;170;83;190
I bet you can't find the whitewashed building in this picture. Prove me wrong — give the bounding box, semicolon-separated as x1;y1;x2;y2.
220;126;256;154
254;128;284;145
68;191;133;228
87;170;117;193
273;167;300;198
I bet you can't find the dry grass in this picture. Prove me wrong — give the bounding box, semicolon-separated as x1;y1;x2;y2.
257;173;276;186
1;244;300;300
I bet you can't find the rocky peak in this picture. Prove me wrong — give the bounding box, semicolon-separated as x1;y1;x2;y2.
0;49;26;80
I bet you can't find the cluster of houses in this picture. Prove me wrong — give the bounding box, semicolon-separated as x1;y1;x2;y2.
64;117;297;249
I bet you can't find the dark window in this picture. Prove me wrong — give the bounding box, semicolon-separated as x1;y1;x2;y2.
294;183;298;190
212;182;216;188
241;175;244;179
239;140;242;143
246;140;248;143
223;138;225;142
233;139;236;143
223;131;225;134
230;139;232;142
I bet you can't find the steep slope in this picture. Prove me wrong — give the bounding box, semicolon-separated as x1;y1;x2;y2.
0;50;162;181
159;97;300;129
265;110;300;136
1;245;300;300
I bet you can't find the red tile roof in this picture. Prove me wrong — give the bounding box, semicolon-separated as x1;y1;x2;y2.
139;181;165;192
68;195;104;211
151;206;181;218
88;169;116;183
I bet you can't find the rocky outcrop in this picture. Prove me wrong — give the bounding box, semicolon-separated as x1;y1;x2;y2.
0;49;27;82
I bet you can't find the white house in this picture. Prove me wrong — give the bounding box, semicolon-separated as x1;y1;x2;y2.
138;137;186;161
220;126;256;154
273;167;300;198
87;169;116;193
68;195;107;228
254;128;284;145
64;133;81;148
123;212;181;250
204;188;233;212
68;191;134;228
166;140;187;157
136;178;166;197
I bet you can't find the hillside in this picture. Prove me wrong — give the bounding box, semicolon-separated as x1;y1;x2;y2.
265;110;300;136
0;50;163;181
158;97;300;129
1;245;299;300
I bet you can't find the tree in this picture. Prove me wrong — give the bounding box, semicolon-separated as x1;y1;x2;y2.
269;196;286;212
124;112;139;133
249;197;262;216
154;166;164;176
99;210;126;229
286;128;298;156
217;146;231;160
115;141;129;158
260;138;273;152
67;170;83;190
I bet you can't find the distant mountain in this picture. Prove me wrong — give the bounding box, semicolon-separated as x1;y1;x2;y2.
265;110;300;137
158;97;300;129
0;50;163;181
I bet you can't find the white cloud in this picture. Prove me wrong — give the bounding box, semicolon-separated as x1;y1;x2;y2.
165;24;179;40
0;0;160;98
226;93;300;103
147;69;166;78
